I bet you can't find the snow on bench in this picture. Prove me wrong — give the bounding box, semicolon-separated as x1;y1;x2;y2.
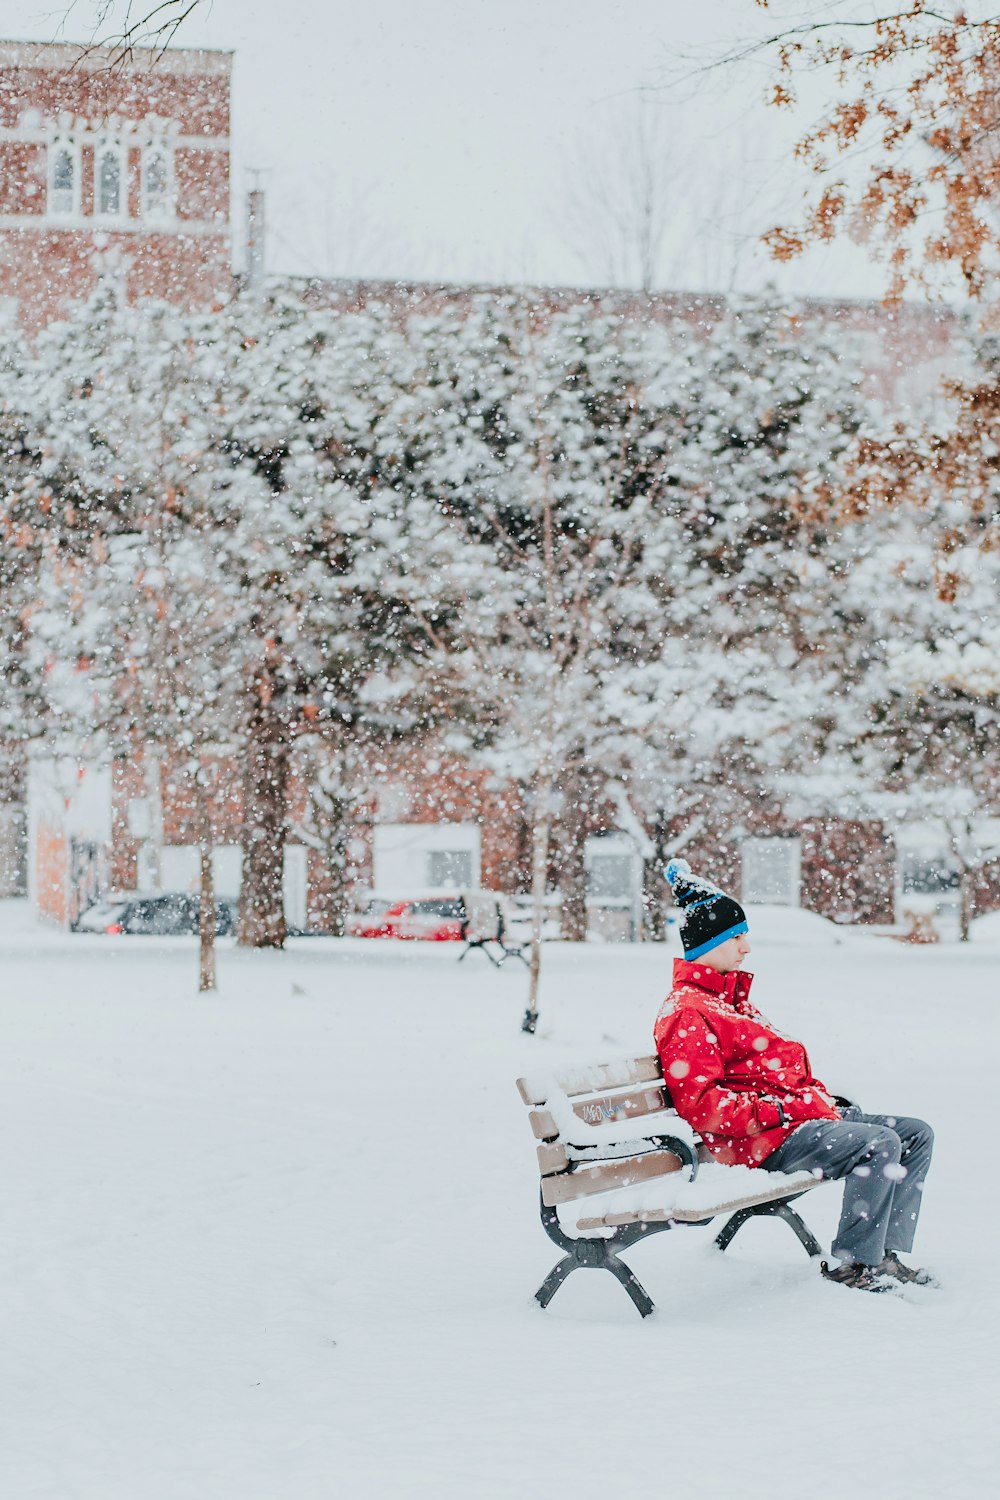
516;1053;823;1318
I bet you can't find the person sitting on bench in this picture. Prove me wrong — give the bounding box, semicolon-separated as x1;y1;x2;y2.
654;860;935;1293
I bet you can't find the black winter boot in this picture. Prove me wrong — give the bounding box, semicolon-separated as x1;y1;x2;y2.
820;1259;892;1293
876;1251;938;1287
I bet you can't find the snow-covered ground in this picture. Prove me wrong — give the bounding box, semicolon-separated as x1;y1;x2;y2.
1;906;996;1500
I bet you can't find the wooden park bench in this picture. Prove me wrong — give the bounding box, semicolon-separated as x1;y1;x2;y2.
516;1053;824;1318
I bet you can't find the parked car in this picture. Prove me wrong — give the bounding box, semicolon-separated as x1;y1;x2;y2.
75;893;239;936
347;891;509;943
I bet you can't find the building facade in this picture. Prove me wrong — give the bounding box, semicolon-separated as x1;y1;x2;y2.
0;40;231;331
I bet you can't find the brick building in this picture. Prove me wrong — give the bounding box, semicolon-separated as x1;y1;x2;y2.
0;39;231;331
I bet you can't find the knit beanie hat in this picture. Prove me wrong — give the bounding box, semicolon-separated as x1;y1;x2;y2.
665;859;748;960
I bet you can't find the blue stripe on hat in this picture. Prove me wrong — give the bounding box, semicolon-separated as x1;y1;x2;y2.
685;893;722;912
684;920;749;961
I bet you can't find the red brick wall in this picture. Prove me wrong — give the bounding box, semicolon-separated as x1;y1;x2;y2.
972;860;1000;920
0;141;44;212
157;753;243;844
800;819;896;925
175;147;228;222
0;48;230;134
34;820;68;924
80;145;94;216
0;227;231;327
110;756;145;891
127;146;142;219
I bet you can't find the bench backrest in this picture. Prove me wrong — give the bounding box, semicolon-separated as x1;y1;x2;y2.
515;1054;691;1208
462;893;505;942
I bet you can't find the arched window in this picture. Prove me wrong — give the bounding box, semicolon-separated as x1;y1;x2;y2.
143;146;172;218
48;142;76;216
96;145;123;217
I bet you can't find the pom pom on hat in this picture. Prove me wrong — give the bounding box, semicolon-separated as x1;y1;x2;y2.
665;858;690;886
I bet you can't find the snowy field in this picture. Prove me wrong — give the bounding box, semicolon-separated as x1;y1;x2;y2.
1;908;997;1500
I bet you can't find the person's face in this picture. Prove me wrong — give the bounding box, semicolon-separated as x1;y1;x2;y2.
701;932;751;974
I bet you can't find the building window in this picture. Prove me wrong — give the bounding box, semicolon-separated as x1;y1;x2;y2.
740;836;801;906
428;849;473;888
899;852;960;896
586;853;633;901
143;145;172;219
96;144;124;217
48;142;77;216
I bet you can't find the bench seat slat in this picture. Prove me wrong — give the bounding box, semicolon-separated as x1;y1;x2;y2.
517;1055;661;1107
576;1209;674;1229
540;1149;684;1207
573;1173;821;1231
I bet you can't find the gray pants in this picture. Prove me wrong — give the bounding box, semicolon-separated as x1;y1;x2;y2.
762;1107;934;1266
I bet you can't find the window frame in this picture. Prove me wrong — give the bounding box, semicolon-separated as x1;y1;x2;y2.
47;138;80;218
427;849;474;889
740;835;802;907
141;142;174;221
94;139;126;220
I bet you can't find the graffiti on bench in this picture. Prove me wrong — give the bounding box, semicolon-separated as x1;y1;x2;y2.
580;1097;629;1123
577;1087;664;1126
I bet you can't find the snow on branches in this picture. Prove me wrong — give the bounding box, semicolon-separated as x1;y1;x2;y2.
2;279;996;955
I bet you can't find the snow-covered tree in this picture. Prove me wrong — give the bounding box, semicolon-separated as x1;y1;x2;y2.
633;296;876;869
180;288;463;945
0;322;42;799
14;287;454;951
287;736;375;937
376;298;698;1025
4;290;238;980
7;274;965;972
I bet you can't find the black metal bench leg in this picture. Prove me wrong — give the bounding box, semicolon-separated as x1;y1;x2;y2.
534;1254;578;1308
715;1206;755;1252
459;939;504;968
770;1201;823;1257
535;1249;655;1317
715;1197;823;1258
534;1194;670;1317
604;1254;656;1318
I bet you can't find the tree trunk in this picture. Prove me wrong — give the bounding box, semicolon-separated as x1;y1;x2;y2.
322;793;352;938
642;809;671;941
553;748;596;942
958;868;973;943
237;702;289;948
198;840;216;992
559;841;588;941
326;857;350;938
523;776;554;1035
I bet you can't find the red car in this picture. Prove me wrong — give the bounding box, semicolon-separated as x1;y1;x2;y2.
347;892;512;943
348;895;467;941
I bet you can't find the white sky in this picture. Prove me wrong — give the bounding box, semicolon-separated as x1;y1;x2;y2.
2;1;900;299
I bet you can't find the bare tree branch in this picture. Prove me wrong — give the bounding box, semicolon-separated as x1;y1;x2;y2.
64;1;207;70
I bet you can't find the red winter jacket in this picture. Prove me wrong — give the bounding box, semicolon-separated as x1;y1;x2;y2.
653;957;839;1167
